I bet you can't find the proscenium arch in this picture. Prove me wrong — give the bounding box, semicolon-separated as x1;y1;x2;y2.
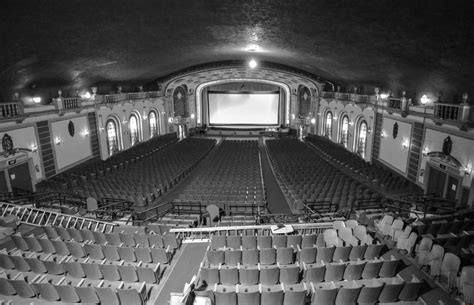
195;79;292;126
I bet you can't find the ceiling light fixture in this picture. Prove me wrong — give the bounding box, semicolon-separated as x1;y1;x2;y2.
248;59;257;69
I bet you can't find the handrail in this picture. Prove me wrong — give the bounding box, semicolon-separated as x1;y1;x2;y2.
170;222;334;234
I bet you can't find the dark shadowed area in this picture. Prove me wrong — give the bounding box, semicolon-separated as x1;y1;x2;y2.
1;0;474;103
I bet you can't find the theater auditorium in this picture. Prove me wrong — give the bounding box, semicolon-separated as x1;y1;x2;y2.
0;1;473;304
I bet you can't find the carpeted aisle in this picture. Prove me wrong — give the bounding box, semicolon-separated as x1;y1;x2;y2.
259;139;292;214
154;242;208;304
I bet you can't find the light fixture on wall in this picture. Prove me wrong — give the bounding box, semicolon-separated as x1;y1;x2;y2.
191;113;195;119
30;143;38;153
168;117;174;123
420;94;431;105
81;91;92;99
54;136;62;146
381;131;387;138
310;118;316;124
349;121;354;126
31;97;42;104
422;147;429;156
402;139;410;150
367;126;372;133
379;92;389;99
465;164;472;176
81;128;90;137
291;114;295;119
98;114;105;132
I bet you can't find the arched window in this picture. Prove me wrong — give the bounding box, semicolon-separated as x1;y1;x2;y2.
106;119;118;156
129;114;139;146
357;121;368;158
149;111;158;138
340;115;349;148
325;111;333;139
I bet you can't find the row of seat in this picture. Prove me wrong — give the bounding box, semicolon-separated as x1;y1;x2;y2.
34;226;181;249
0;251;161;284
196;275;425;305
206;244;385;266
11;235;173;264
0;270;148;304
201;257;400;285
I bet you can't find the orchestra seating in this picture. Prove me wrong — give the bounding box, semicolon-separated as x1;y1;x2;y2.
266;139;380;212
305;135;421;195
41;137;216;205
175;140;266;212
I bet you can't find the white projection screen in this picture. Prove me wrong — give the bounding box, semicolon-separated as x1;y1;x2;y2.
208;92;279;125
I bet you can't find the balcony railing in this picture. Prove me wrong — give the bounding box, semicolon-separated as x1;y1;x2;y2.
62;97;80;109
387;98;402;110
0;102;24;119
434;103;471;122
104;93;128;103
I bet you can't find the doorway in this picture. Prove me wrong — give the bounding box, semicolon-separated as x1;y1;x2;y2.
426;167;446;197
9;162;34;193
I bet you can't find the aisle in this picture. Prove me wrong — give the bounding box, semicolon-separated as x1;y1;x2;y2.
258;138;292;214
154;243;208;304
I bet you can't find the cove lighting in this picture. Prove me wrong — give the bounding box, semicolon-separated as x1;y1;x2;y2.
248;59;257;69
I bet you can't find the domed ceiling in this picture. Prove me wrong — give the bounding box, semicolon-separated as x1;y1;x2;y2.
1;0;473;103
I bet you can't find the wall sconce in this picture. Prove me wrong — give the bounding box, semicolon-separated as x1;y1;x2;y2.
81;128;90;137
291;114;295;119
122;117;128;126
420;94;431;105
30;143;38;153
54;136;62;146
81;92;92;99
465;164;472;176
98;114;104;132
381;131;387;138
367;126;372;133
168;117;174;123
31;97;42;104
380;93;389;99
191;113;195;119
142;112;148;120
333;117;338;121
422;147;429;156
402;139;410;150
310;118;316;124
349;121;354;126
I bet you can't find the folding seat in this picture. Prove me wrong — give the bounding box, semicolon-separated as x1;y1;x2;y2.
9;278;38;298
81;262;103;279
257;235;272;249
0;278;16;296
207;249;225;266
287;235;302;249
417;237;433;266
38;238;56;254
92;261;116;282
440;252;461;288
220;266;239;285
119;233;136;247
345;220;358;229
259;247;276;265
66;241;87;258
135;247;153;263
0;253;14;269
242;235;257;249
64;261;86;278
148;234;164;248
324;229;342;247
56;283;81;303
277;247;295;265
333;246;351;262
298;246;316;264
118;264;139;282
118;246;137;262
105;232;122;246
55;226;71;240
398;278;424;301
310;282;337;305
335;285;361;305
388;219;404;239
10;255;30;272
224;249;242;266
260;265;280;285
137;264;160;284
24;236;42;252
361;260;383;279
43;226;59;239
214;284;237;305
163;234;181;249
379;259;400;278
272;235;287;248
33;281;61;301
242;248;259;265
316;247;335;263
333;220;345;231
239;265;259;285
44;257;66;275
25;257;47;274
364;243;384;260
96;286;120;305
134;233;150;247
84;243;105;260
92;231;108;245
349;245;367;261
354;226;373;245
282;283;307;305
301;234;317;248
261;285;284;305
103;244;121;261
396;232;417;254
79;229;95;243
201;266;220;286
75;285;100;304
11;234;29;251
378;280;404;303
303;263;325;283
357;280;383;305
67;228;83;242
280;264;300;284
237;285;260;304
226;235;241;250
375;215;393;235
324;263;346;282
344;261;365;280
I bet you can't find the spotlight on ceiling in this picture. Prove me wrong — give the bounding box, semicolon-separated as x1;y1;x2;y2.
248;59;257;69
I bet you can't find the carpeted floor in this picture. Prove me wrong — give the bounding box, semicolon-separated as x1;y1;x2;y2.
154;242;208;304
259;139;292;214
